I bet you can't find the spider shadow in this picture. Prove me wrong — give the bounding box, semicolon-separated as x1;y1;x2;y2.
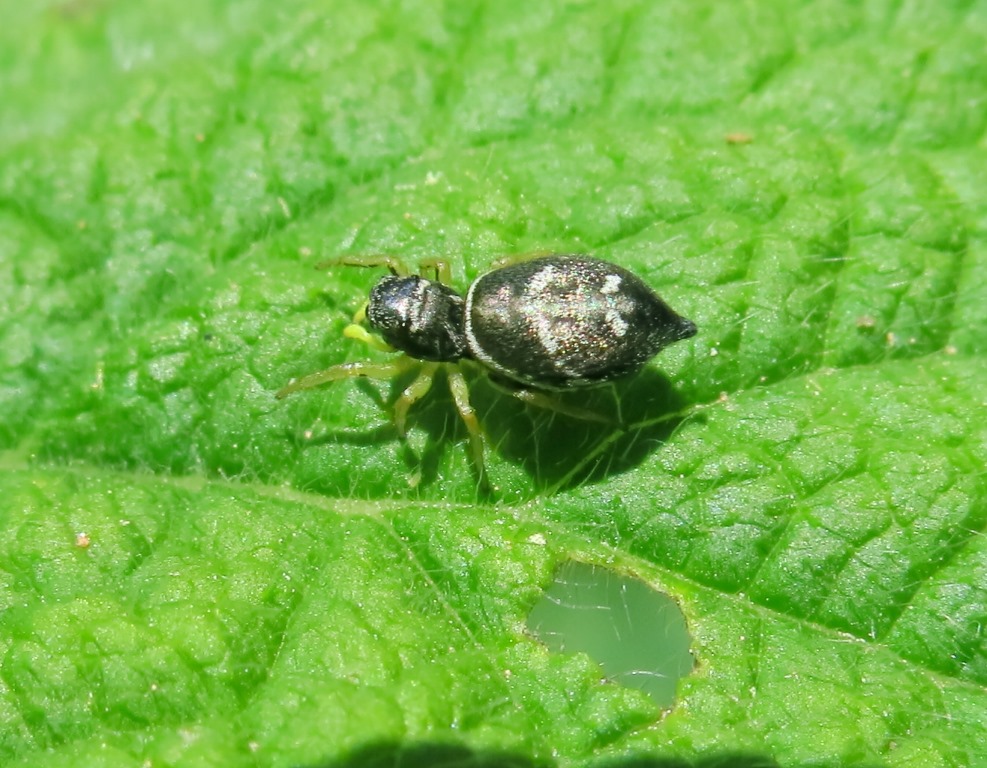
303;739;788;768
471;366;699;492
283;373;459;491
285;365;699;496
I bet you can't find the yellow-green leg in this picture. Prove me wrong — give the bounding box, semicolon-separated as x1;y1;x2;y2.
275;357;416;399
484;376;617;427
315;254;411;276
447;368;489;489
393;362;439;436
416;258;453;284
488;250;560;271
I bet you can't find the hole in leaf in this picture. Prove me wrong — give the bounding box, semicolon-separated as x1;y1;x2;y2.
526;561;693;707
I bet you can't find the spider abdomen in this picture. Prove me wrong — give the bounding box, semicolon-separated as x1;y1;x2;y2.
464;255;697;390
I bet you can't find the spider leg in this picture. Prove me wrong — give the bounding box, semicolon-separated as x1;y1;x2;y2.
275;357;415;399
491;380;618;427
446;367;489;490
392;362;439;437
316;254;411;276
488;250;559;271
415;258;453;284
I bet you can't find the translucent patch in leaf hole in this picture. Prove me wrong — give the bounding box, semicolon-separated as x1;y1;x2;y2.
526;561;693;707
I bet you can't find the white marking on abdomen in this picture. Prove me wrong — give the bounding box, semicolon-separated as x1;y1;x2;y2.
527;265;557;295
601;274;622;294
533;314;559;353
606;308;628;336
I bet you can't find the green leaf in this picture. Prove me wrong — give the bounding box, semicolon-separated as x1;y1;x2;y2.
2;1;986;767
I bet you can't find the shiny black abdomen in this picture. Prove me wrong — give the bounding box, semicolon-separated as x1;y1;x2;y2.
464;255;696;389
